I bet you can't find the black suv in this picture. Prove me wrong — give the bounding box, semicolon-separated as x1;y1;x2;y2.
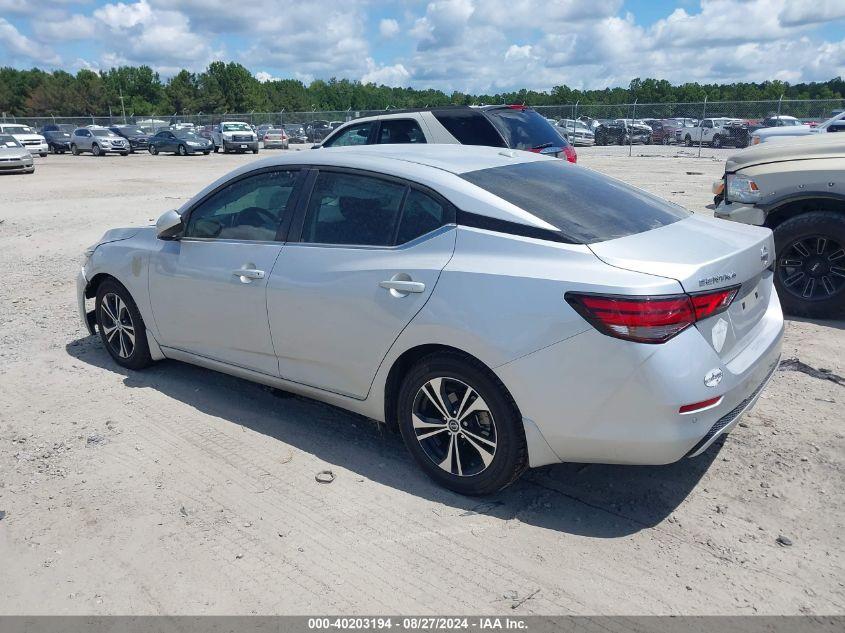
108;125;151;153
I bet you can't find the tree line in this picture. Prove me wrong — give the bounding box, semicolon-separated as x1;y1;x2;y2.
1;62;843;117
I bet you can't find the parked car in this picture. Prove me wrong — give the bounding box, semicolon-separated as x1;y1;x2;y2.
108;125;151;153
0;134;34;174
306;120;333;143
261;128;289;149
316;105;577;163
42;129;73;153
714;134;845;318
648;119;683;145
330;120;344;129
555;119;595;146
70;127;129;156
682;118;749;148
211;122;259;154
78;144;782;494
594;120;651;145
751;111;845;145
148;129;212;155
0;123;48;156
283;124;308;144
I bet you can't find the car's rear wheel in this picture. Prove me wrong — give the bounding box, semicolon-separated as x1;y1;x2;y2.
95;279;154;370
177;144;187;156
773;211;845;318
397;353;527;495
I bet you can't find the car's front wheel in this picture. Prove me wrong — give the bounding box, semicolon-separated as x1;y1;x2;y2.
71;144;79;156
149;145;158;155
712;134;723;148
177;144;187;156
397;353;527;495
91;143;102;157
685;135;693;147
95;279;154;370
773;211;845;319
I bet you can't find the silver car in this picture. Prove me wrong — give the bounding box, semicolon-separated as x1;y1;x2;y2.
0;134;35;173
71;127;129;156
77;145;783;494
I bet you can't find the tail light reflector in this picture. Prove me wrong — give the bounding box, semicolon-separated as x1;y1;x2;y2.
565;286;739;344
679;396;723;414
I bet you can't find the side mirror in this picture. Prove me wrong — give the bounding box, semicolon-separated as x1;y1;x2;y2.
156;209;183;240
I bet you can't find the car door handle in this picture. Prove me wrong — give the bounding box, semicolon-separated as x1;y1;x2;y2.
379;280;425;293
233;268;265;281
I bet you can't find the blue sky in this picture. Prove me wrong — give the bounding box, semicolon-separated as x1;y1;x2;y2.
1;1;844;92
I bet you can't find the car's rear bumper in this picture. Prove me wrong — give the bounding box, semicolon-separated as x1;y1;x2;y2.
495;288;784;467
263;140;289;148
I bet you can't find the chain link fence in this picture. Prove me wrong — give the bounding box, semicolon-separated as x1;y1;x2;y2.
3;99;843;155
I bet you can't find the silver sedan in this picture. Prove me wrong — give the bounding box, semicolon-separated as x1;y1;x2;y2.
77;145;783;495
0;134;34;174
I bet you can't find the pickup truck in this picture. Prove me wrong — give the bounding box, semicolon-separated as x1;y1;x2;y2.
714;134;845;318
211;121;259;154
682;118;749;148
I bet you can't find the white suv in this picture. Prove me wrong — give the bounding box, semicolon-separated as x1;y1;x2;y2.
0;123;48;157
315;105;578;163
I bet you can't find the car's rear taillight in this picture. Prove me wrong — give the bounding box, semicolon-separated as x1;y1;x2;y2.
563;145;577;163
565;286;739;344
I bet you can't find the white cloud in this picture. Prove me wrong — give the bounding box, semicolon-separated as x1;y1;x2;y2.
361;58;411;86
33;14;96;41
254;71;279;83
779;0;845;27
379;18;400;39
504;44;532;61
0;17;61;65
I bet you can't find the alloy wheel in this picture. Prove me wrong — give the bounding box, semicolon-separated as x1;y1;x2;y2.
100;293;136;359
778;234;845;302
411;377;497;477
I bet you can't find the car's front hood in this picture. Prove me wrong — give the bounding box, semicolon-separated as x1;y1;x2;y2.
0;147;31;159
98;227;143;245
725;133;845;172
755;125;812;139
11;134;45;142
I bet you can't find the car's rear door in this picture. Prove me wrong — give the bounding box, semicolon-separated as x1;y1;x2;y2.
148;167;304;375
266;168;456;399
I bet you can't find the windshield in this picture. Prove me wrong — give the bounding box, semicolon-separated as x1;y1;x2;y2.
0;134;22;147
92;129;114;137
49;131;71;138
485;108;567;150
3;125;33;134
175;131;202;140
461;160;688;244
119;126;145;135
222;123;251;132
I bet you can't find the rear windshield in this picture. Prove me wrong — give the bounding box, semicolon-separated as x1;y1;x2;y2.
484;108;568;151
432;110;505;147
460;160;689;244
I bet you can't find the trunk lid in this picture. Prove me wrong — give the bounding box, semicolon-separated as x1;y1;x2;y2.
588;214;775;360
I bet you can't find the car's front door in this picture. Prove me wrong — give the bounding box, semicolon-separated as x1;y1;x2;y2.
267;169;456;398
148;168;302;374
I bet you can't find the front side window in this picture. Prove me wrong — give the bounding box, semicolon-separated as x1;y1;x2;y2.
324;122;373;147
300;172;406;246
378;119;426;144
461;160;689;244
185;170;298;241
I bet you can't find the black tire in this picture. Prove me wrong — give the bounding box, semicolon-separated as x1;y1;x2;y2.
120;151;128;156
773;211;845;319
396;352;527;495
49;144;56;154
644;135;652;145
213;144;219;153
177;144;187;156
92;143;101;157
685;135;693;147
71;144;79;156
149;145;158;155
662;135;670;145
252;148;259;154
95;279;154;370
712;134;722;148
203;151;210;155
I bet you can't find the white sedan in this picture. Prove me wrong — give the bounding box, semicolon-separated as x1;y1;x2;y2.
78;145;783;494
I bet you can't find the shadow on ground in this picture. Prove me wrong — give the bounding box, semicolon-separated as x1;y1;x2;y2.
66;335;723;538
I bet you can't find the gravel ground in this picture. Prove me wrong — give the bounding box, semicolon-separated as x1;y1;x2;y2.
0;144;842;615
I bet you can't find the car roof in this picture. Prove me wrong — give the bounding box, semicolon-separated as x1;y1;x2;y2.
179;144;561;231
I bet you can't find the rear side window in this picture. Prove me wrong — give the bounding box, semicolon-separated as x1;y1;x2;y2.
378;119;426;144
300;172;406;246
396;190;448;244
483;108;567;151
460;160;689;244
432;110;505;147
324;122;373;147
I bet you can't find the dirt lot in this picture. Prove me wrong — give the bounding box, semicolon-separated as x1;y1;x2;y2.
0;144;843;615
